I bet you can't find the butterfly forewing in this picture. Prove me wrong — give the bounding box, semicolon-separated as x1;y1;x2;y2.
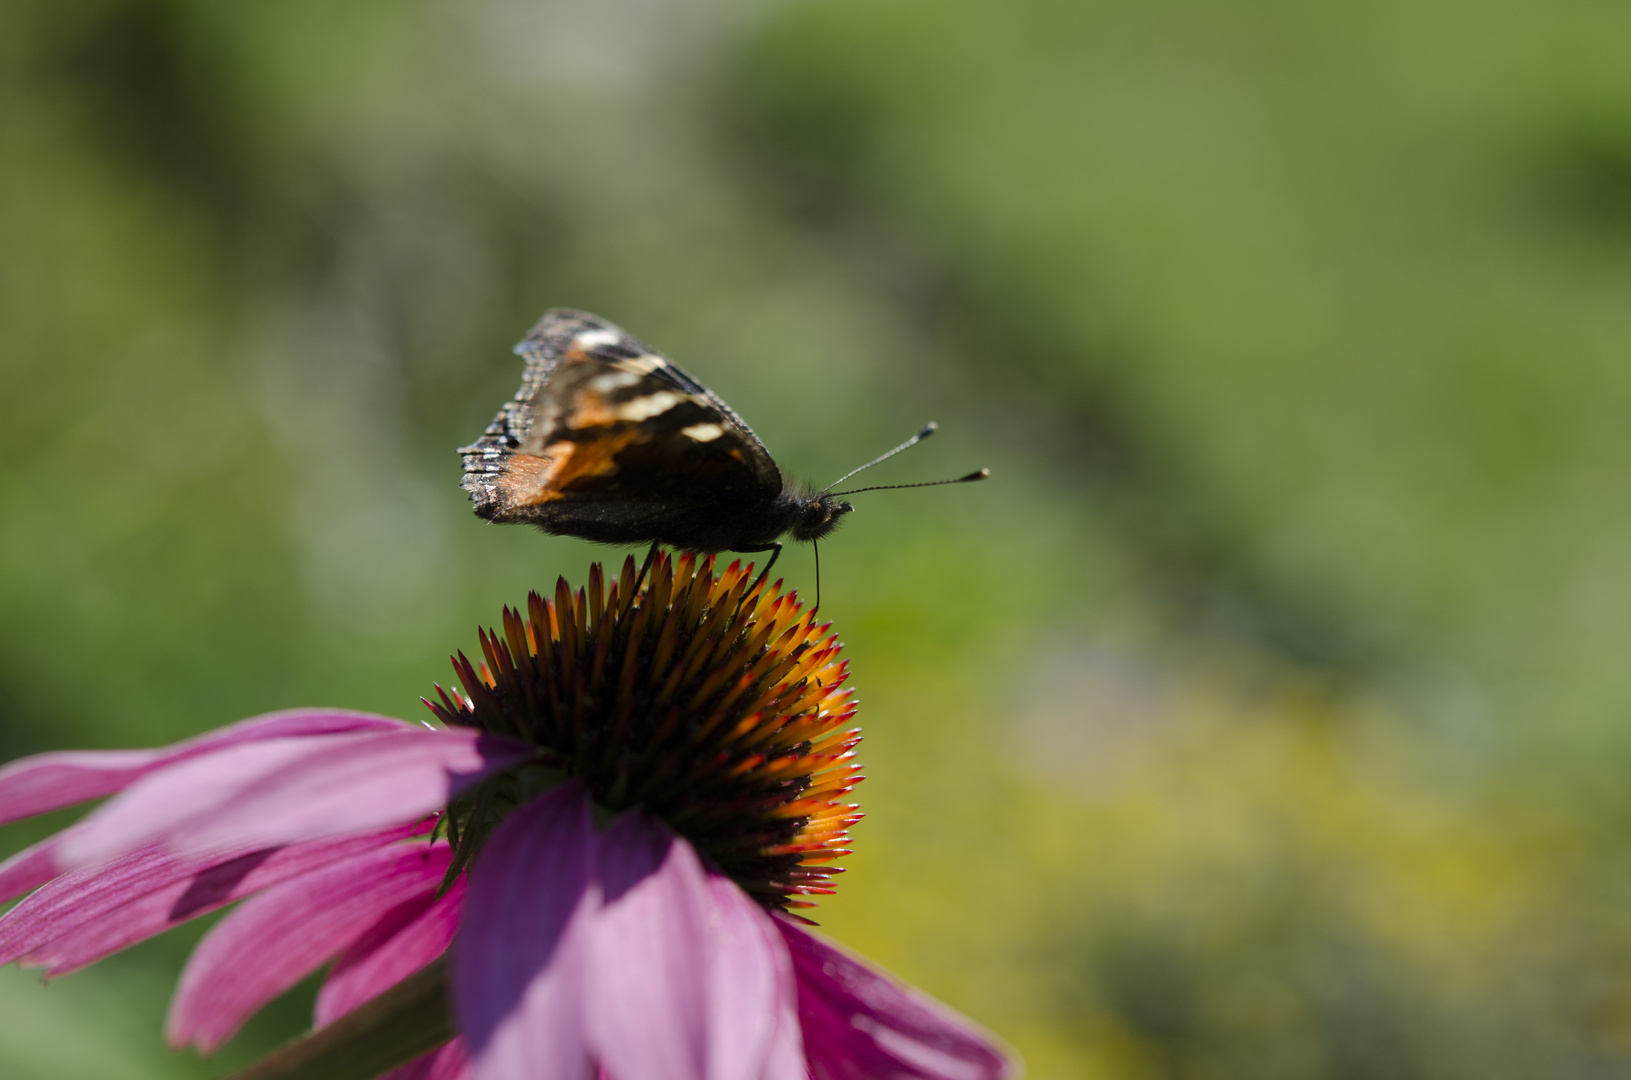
460;310;783;543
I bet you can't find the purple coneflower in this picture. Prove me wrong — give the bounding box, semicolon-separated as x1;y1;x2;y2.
0;553;1015;1080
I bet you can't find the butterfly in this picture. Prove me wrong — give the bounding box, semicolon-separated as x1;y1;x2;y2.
459;309;986;580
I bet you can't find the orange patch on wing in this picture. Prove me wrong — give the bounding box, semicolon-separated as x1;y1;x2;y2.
503;429;644;507
568;390;621;428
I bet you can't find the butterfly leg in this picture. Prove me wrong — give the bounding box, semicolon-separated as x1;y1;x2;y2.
731;542;783;602
625;541;661;613
811;539;822;617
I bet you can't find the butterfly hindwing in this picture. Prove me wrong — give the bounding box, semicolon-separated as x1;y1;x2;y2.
460;310;784;543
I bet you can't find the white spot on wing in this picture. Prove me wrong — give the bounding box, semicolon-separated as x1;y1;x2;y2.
614;390;685;421
574;329;622;349
681;422;725;442
589;371;644;392
619;354;667;375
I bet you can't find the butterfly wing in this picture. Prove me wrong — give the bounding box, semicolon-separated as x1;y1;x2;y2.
460;310;785;545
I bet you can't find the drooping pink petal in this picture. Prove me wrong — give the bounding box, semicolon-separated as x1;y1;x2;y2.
4;843;264;963
456;780;597;1080
2;844;253;966
169;730;530;856
55;735;390;867
315;877;465;1027
0;828;75;904
583;819;706;1080
382;1038;474;1080
0;709;407;826
706;875;807;1080
168;840;453;1053
760;985;810;1080
3;827;417;976
585;812;803;1080
61;727;529;868
777;920;1015;1080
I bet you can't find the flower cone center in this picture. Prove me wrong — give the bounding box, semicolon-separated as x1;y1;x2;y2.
428;552;861;912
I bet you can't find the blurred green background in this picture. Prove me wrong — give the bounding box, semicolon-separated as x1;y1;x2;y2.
4;0;1631;1076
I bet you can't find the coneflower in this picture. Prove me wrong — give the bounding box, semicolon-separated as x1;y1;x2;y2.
0;555;1014;1080
429;552;861;918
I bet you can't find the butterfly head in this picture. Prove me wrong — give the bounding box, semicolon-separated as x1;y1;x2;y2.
790;492;854;542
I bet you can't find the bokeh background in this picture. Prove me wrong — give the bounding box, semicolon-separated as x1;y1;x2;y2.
4;0;1631;1076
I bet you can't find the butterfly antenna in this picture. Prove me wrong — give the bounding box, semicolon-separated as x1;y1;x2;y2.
822;422;939;493
829;468;990;498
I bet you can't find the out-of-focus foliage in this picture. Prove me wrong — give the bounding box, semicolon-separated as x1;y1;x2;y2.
723;0;1631;738
2;0;1630;1076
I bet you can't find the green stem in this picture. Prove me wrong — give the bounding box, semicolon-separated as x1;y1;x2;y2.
227;957;457;1080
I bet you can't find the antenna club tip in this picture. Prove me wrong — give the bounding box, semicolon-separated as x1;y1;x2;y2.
964;468;991;481
918;422;939;438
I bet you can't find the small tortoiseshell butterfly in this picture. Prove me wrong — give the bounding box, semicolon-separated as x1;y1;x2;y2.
460;309;986;578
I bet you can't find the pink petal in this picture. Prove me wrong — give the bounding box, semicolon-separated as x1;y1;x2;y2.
456;780;597;1080
4;844;264;964
585;812;803;1080
59;737;345;866
171;731;528;855
61;728;529;868
0;709;407;826
4;828;416;977
760;991;809;1080
316;876;465;1027
0;829;74;904
168;840;452;1053
707;876;806;1080
777;921;1016;1080
382;1039;474;1080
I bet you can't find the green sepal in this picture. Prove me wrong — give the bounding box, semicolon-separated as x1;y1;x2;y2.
227;957;456;1080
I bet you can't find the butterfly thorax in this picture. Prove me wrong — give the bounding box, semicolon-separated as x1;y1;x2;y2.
635;485;850;553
